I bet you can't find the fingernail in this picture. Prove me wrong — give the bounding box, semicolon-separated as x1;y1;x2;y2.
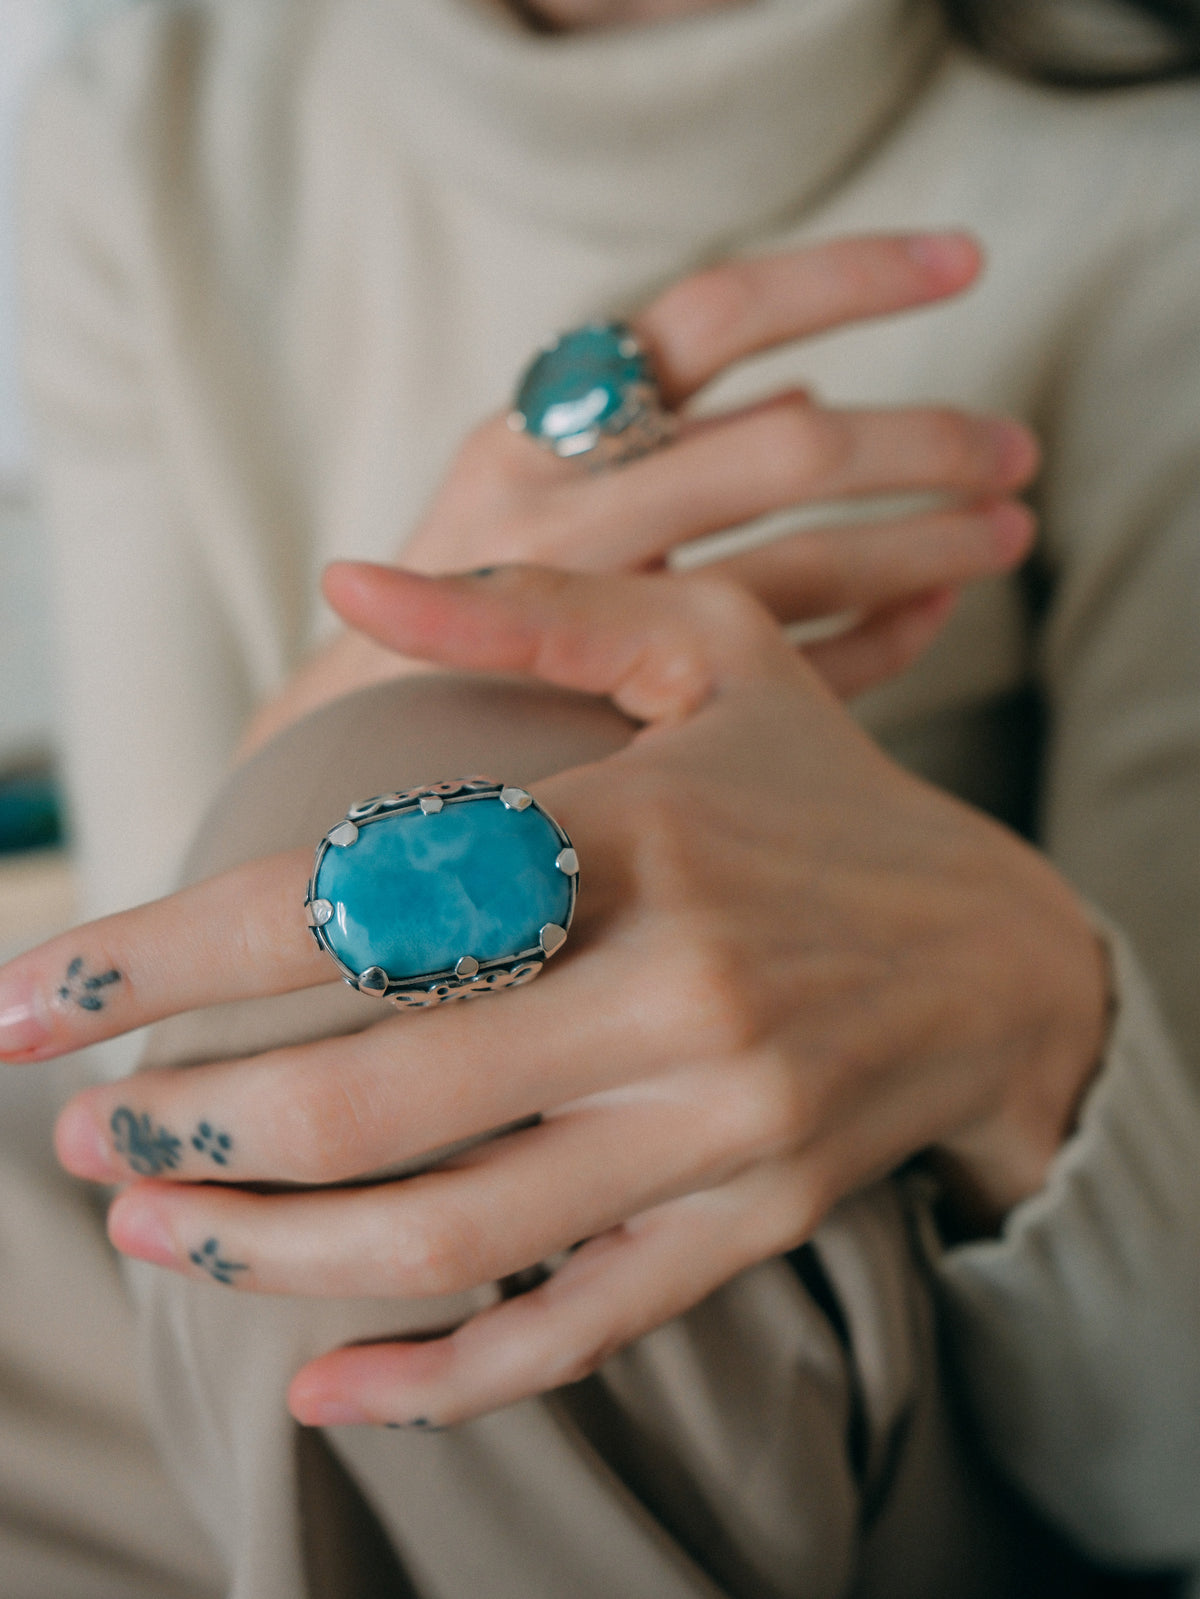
108;1196;176;1267
299;1399;373;1428
905;232;979;281
55;1100;119;1180
0;978;51;1058
987;420;1039;485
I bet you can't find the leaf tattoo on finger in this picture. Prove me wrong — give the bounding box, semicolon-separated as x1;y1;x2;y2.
188;1237;247;1286
58;957;122;1013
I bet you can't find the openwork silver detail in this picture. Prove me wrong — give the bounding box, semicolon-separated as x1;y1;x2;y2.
306;778;577;1008
389;961;543;1009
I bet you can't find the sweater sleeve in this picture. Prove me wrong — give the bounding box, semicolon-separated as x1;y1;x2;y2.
928;118;1200;1573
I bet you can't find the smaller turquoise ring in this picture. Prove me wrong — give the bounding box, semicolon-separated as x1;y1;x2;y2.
509;321;675;467
305;778;578;1009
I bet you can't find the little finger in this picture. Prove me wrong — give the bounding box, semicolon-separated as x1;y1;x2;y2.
286;1155;821;1427
708;498;1035;624
801;589;959;699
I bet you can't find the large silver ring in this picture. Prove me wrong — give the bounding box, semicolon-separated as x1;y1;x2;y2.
509;321;675;467
305;777;578;1009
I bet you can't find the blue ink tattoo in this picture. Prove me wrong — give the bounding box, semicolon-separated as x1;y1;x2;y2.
58;956;121;1013
191;1122;234;1166
110;1107;182;1175
188;1237;248;1286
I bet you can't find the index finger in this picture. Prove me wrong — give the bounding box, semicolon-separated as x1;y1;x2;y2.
0;849;326;1061
636;232;981;405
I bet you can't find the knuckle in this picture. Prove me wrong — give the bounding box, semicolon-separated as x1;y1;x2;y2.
656;933;764;1058
718;1051;815;1159
661;263;759;357
756;404;850;492
389;1203;486;1298
267;1067;378;1185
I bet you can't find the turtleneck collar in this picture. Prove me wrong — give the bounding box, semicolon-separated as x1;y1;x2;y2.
371;0;945;252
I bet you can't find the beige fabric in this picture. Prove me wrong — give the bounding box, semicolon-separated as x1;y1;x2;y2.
15;0;1200;1586
0;1060;222;1598
130;674;1070;1599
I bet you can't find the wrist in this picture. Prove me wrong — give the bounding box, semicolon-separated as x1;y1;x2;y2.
932;885;1112;1236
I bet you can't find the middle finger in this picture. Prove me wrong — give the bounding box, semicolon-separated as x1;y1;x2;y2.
54;936;670;1188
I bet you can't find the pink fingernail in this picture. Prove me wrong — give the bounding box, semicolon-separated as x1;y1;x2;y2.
905;232;979;281
108;1196;176;1267
55;1100;120;1181
0;978;52;1058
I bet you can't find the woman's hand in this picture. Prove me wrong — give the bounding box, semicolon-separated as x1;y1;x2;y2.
246;232;1038;749
0;562;1104;1429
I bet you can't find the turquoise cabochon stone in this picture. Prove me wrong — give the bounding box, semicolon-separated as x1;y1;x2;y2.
515;323;648;443
313;797;572;981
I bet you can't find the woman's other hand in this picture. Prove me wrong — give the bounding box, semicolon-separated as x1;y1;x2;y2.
0;561;1102;1428
245;232;1037;749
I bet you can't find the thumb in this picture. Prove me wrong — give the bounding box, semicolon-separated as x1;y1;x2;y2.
322;562;801;726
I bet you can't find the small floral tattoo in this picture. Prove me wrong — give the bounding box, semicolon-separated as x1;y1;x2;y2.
188;1237;247;1286
110;1107;182;1176
58;956;121;1013
191;1122;234;1166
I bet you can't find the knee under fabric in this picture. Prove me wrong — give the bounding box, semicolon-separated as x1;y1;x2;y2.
128;673;1067;1599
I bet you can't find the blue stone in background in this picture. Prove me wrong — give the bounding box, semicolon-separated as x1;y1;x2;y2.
515;322;648;451
0;766;64;855
313;796;572;981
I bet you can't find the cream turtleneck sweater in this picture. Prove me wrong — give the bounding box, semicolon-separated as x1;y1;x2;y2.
19;0;1200;1589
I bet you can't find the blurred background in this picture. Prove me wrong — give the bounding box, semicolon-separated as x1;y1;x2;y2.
0;0;130;956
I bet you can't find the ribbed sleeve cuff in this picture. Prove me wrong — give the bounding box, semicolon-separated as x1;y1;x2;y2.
922;917;1200;1569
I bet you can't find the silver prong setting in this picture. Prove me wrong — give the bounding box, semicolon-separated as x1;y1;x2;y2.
328;820;359;848
454;955;480;979
419;795;444;815
555;848;579;876
358;966;389;994
500;786;532;811
305;899;333;928
540;923;567;956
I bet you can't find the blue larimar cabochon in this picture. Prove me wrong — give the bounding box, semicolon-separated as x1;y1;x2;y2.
313;797;572;982
515;323;649;445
